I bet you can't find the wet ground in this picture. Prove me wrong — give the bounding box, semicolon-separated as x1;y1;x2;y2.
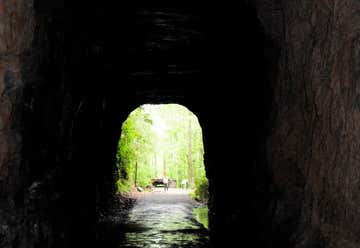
116;188;209;248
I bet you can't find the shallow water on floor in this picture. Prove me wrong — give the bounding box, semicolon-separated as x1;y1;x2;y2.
117;190;209;248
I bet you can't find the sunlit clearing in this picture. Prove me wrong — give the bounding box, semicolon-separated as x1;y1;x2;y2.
116;104;209;203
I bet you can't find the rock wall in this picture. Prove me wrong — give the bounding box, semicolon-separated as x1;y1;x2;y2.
0;1;51;248
0;0;34;199
0;1;72;247
256;1;360;247
0;1;359;248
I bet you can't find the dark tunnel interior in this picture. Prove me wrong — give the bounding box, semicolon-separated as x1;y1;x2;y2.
1;0;359;248
21;1;274;247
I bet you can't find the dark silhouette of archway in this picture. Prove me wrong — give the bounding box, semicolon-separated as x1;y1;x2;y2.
2;1;271;248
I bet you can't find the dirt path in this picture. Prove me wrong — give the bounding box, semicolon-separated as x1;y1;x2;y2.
117;188;209;248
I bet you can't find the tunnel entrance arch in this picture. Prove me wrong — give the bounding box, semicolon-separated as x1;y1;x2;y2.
0;0;276;247
115;103;208;199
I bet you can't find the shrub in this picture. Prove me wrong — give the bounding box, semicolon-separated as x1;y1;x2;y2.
193;178;209;203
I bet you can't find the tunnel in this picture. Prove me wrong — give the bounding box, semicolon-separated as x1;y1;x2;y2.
0;0;360;248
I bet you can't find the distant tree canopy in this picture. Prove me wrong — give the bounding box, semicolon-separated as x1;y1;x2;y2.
116;104;208;199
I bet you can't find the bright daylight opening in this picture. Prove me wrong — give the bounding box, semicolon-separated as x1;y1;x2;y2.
116;104;209;230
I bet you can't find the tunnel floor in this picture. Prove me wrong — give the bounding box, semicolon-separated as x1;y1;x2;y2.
113;189;209;248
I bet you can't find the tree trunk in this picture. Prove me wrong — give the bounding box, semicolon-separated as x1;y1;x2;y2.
188;118;194;187
163;156;166;177
134;161;138;187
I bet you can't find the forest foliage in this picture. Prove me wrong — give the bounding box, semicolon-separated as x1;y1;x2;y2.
116;104;208;202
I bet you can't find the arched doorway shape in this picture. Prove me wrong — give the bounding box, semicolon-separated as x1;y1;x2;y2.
115;103;208;199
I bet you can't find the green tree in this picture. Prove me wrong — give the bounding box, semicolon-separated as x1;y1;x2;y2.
116;104;208;202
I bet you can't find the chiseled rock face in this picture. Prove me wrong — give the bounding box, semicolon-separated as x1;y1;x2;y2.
256;1;360;247
0;2;36;248
0;0;34;198
0;0;359;247
0;58;23;199
0;0;34;55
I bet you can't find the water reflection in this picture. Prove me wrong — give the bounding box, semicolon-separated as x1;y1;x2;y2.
118;190;209;248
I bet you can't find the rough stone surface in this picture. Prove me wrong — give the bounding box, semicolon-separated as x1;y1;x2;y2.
0;0;34;198
256;0;360;247
0;0;359;248
0;0;34;54
0;2;45;248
